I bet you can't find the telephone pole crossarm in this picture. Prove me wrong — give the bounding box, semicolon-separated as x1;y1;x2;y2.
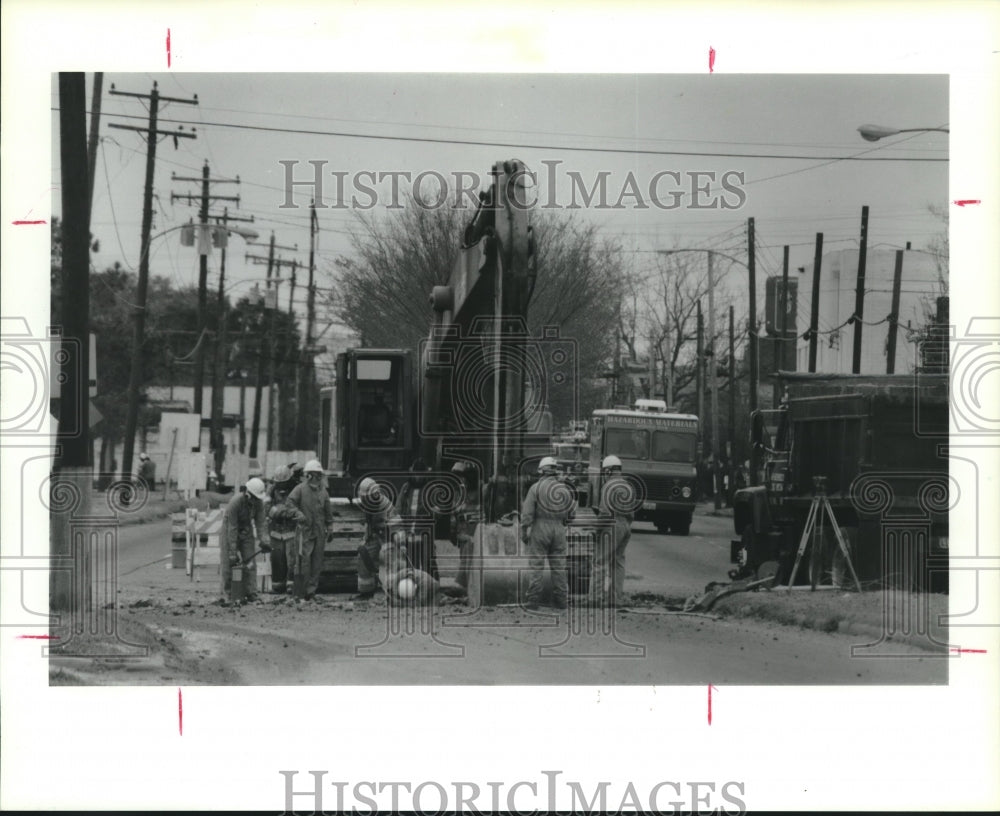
109;123;196;140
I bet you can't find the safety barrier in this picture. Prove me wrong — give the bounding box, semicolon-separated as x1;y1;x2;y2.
184;507;224;578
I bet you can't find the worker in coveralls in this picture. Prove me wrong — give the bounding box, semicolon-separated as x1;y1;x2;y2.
592;455;636;606
354;477;395;600
267;465;304;595
220;477;269;602
520;456;574;610
286;459;334;601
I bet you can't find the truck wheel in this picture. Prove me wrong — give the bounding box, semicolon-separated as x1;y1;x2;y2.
673;517;691;536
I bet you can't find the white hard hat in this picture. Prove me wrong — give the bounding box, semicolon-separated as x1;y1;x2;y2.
358;477;377;497
245;477;267;500
303;459;324;474
602;455;623;469
397;577;417;600
139;452;150;461
272;465;292;483
538;456;558;473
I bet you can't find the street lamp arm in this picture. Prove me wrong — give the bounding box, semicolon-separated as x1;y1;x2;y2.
857;123;950;142
138;222;258;267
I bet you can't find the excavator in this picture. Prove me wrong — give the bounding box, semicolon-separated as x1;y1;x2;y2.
317;160;589;600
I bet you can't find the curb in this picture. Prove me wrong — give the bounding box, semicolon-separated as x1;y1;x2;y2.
713;601;948;654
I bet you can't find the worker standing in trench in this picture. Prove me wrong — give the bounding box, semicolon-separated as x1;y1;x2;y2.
521;456;574;610
267;466;304;595
286;459;334;601
592;455;636;607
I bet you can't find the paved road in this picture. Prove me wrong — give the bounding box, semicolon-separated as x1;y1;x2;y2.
114;505;736;601
626;511;735;599
53;507;947;686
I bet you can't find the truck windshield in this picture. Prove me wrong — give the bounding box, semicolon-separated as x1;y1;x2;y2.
605;428;649;460
651;430;696;462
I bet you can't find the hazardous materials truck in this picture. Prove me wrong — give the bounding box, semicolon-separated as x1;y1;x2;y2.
730;372;949;592
589;399;699;535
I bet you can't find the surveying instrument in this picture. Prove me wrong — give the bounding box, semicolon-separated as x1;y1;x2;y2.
787;476;863;592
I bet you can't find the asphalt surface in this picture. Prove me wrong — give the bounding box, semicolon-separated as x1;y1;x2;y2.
48;504;949;686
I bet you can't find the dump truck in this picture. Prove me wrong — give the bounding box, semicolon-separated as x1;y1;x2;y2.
730;372;949;592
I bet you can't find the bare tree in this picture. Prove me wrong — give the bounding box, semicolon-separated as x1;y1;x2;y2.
638;249;747;406
925;203;949;295
327;194;625;424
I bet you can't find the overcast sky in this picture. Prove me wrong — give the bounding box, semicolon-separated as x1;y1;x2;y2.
51;72;948;350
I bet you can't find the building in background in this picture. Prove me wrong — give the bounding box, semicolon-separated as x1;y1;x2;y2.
794;248;944;375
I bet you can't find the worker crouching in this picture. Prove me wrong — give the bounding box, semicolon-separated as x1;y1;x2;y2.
379;538;439;606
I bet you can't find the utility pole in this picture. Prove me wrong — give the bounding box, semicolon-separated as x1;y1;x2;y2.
647;332;657;398
209;207;255;481
663;283;673;407
171;163;240;428
808;232;824;373
886;249;904;374
268;256;299;450
248;233;275;458
238;321;249;453
612;292;622;405
287;259;298;313
728;304;736;506
246;235;296;456
297;201;319;449
85;72;103;223
286;258;300;447
780;245;790;375
53;72;91;612
111;81;197;480
851;205;870;374
706;252;721;510
696;299;704;460
747;217;758;416
84;72;103;474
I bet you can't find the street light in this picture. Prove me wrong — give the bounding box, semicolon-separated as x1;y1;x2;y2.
857;123;950;142
658;248;749;511
121;222;257;481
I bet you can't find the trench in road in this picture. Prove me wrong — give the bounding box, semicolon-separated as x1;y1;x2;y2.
95;510;947;686
115;509;735;607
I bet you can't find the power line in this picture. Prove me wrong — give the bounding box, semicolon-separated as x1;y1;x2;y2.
60;107;949;162
158;100;947;153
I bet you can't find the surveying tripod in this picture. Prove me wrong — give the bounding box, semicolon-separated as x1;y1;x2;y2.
787;476;863;592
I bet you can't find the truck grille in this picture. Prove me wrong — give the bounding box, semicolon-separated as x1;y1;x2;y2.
638;474;687;502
